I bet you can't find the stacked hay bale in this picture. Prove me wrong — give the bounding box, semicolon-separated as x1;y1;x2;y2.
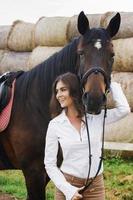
67;11;133;145
0;21;34;72
0;12;132;145
101;12;133;144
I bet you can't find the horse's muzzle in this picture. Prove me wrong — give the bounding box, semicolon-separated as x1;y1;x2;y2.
82;92;107;114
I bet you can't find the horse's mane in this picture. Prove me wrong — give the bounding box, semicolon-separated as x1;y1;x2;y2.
16;38;79;105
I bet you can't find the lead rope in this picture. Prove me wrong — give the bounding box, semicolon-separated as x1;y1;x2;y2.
84;108;92;185
79;105;107;194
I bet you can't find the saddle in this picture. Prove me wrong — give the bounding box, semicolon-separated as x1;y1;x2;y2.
0;71;24;113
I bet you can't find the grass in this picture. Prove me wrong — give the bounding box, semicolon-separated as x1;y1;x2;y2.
104;158;133;200
0;157;133;200
0;170;26;199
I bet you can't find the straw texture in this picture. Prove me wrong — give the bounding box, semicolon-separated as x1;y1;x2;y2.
105;113;133;143
101;12;133;39
7;20;35;51
113;38;133;72
27;46;62;69
35;17;70;46
0;51;30;73
0;26;11;49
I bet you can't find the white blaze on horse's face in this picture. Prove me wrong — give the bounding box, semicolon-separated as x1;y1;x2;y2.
94;39;102;50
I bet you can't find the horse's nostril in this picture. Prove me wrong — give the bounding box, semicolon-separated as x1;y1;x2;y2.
82;92;87;100
82;92;88;105
83;92;88;99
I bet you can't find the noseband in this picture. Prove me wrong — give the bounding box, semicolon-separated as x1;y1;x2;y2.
79;67;110;92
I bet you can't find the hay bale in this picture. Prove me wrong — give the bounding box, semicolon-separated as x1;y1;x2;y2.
0;50;30;73
113;38;133;72
27;46;62;69
0;26;11;49
67;14;102;41
7;20;35;52
35;17;70;46
107;72;133;111
0;50;5;62
101;12;133;39
105;113;133;143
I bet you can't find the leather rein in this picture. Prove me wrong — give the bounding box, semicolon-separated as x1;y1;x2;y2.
78;66;109;193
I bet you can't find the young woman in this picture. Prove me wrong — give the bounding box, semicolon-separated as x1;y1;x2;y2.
44;72;130;200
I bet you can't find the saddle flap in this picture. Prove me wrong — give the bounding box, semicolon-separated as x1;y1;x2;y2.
0;81;11;113
0;71;24;114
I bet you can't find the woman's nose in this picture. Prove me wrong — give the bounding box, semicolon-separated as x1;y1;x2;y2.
56;90;62;98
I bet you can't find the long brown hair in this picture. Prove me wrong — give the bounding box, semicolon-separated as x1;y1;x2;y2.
50;72;84;118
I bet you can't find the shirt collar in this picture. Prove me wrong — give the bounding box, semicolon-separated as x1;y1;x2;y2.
55;110;69;124
56;110;91;124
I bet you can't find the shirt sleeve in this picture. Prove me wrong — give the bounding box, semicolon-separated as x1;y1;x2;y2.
104;82;130;124
44;121;78;200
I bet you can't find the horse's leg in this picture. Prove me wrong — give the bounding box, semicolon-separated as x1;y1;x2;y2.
22;164;49;200
0;161;6;169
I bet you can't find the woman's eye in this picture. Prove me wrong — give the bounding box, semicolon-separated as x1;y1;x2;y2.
61;88;67;92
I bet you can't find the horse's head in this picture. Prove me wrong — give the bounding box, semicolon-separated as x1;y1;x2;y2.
77;11;121;114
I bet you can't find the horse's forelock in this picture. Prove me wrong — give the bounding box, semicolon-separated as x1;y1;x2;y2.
83;28;111;45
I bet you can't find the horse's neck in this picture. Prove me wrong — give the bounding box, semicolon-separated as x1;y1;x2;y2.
21;38;79;104
47;38;78;76
38;39;78;94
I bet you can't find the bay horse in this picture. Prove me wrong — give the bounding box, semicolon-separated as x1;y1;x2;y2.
0;11;120;200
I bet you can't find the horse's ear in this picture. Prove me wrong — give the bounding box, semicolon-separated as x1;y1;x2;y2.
106;13;121;38
78;11;90;35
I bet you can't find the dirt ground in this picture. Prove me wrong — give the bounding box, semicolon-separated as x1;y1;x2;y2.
0;194;17;200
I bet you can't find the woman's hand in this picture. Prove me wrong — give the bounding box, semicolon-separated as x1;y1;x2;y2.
71;186;84;200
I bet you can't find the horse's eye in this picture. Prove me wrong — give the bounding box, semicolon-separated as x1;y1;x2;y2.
111;52;115;58
111;57;114;63
108;57;114;66
77;49;84;55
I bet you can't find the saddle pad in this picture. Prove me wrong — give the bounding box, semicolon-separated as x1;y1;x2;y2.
0;80;16;132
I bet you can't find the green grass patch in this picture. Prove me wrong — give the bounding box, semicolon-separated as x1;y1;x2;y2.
104;158;133;200
0;158;133;200
0;170;26;199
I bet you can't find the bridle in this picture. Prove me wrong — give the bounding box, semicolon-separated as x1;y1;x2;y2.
80;67;110;92
78;63;111;92
78;65;110;193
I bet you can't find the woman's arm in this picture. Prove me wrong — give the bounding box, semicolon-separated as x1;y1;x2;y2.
105;82;130;124
44;121;78;200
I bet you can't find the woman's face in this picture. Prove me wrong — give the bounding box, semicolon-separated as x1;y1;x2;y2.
56;80;74;108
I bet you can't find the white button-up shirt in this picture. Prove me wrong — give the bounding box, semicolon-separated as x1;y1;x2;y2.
44;82;130;200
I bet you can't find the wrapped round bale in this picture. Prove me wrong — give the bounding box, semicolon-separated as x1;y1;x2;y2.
107;72;133;111
7;20;35;52
105;113;133;143
0;50;30;73
0;26;11;49
27;46;62;69
35;17;70;46
67;14;102;41
112;38;133;72
101;12;133;39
